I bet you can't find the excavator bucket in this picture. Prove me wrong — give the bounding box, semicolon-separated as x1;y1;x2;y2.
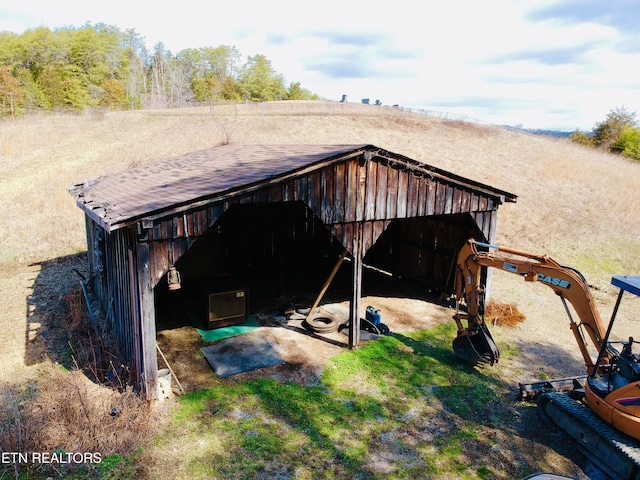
453;323;500;365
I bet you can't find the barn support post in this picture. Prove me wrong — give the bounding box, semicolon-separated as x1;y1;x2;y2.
138;242;159;400
349;223;364;348
128;248;143;388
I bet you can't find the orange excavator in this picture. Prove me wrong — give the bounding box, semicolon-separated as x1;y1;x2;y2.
452;239;640;480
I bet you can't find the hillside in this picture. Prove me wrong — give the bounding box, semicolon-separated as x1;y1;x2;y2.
1;101;640;478
2;100;640;369
3;102;639;259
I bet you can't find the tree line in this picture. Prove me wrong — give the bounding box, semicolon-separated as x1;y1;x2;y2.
571;107;640;162
0;23;319;116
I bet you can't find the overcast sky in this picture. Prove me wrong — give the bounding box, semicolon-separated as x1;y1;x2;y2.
1;0;638;130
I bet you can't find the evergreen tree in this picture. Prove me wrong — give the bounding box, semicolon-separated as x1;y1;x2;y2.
287;81;318;100
187;46;240;101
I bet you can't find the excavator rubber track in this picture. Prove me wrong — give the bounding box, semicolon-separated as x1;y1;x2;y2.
538;392;640;480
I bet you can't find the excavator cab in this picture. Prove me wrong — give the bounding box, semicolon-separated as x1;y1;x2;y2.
586;275;640;401
616;337;640;382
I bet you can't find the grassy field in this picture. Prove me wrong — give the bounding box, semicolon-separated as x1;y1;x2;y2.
1;101;640;479
146;325;516;479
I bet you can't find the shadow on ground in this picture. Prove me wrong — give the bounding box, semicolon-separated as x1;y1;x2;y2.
24;252;89;368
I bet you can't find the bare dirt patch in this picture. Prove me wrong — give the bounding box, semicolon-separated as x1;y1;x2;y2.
156;292;451;392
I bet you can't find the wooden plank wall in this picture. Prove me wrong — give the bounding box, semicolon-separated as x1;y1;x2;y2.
86;217;144;389
362;213;488;292
142;154;499;276
84;152;504;393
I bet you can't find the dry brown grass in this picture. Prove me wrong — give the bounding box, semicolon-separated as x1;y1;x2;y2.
1;104;638;271
485;301;527;327
1;101;640;477
0;362;151;453
0;288;165;478
2;103;639;371
0;360;166;478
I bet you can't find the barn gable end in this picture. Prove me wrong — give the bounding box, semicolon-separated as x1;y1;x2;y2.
70;144;516;398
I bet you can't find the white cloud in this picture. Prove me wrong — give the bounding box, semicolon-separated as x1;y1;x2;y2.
1;0;638;130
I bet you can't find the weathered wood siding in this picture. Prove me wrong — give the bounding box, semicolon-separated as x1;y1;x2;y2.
138;153;502;287
81;147;513;398
85;216;146;391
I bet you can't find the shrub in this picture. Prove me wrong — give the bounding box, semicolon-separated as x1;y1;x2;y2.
613;126;640;161
592;106;637;151
569;129;593;147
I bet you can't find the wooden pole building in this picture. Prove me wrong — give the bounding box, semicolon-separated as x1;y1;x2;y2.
69;144;516;398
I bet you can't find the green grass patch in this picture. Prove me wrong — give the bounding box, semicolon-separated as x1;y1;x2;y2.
148;323;515;479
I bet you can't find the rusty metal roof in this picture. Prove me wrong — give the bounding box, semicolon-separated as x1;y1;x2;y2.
69;144;516;232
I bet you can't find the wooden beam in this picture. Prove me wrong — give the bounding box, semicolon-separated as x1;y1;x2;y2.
308;249;348;316
349;252;362;348
138;242;159;400
128;248;142;389
349;223;364;348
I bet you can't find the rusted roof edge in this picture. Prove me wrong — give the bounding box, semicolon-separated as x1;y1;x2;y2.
68;183;115;233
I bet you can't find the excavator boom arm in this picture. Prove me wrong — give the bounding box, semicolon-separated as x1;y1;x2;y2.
454;240;640;470
454;239;607;373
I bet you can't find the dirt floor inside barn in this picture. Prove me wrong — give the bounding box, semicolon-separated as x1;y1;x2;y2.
154;267;447;390
156;292;450;392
